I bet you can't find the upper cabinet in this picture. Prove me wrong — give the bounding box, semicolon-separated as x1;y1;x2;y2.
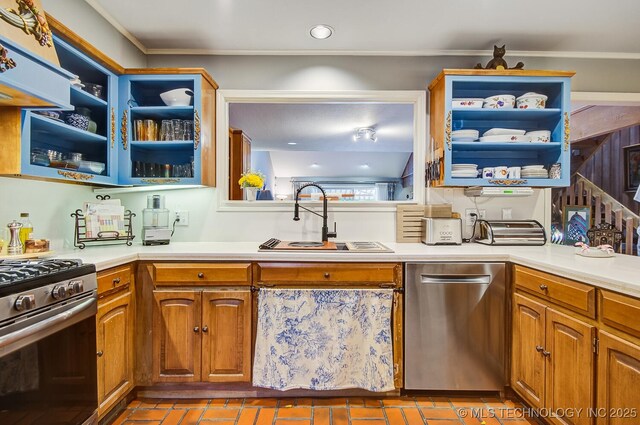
428;69;574;187
117;70;217;186
0;1;71;108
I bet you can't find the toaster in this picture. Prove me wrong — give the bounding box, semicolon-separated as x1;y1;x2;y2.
421;217;462;245
474;220;546;246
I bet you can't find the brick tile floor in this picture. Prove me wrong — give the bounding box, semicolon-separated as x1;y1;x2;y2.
111;396;541;425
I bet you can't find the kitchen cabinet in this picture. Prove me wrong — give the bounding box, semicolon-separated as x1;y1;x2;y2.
118;70;217;186
151;262;253;383
428;69;574;187
229;128;252;200
253;262;404;388
96;264;135;418
512;293;595;425
152;289;252;383
1;33;119;184
596;331;640;425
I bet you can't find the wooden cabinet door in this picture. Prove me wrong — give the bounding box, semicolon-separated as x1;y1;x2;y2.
512;293;547;408
545;308;595;425
201;290;252;382
96;290;134;416
597;331;640;425
152;290;201;382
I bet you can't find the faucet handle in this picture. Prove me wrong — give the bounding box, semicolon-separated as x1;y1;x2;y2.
327;222;337;239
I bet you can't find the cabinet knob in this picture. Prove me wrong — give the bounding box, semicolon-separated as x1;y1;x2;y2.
202;326;208;333
97;351;103;357
113;277;121;286
324;272;330;279
535;345;545;353
542;350;551;357
198;272;204;279
539;284;548;291
193;326;200;333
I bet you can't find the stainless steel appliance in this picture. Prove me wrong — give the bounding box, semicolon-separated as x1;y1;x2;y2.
405;263;506;391
474;219;546;246
421;217;462;245
142;194;172;245
0;259;98;425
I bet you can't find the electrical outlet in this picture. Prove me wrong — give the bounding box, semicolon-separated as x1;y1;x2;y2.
502;208;513;220
175;211;189;226
465;208;478;226
478;209;487;220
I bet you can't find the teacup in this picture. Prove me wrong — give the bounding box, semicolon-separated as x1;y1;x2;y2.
482;167;494;179
494;166;508;179
508;166;521;179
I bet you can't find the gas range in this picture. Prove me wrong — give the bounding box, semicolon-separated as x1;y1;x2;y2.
0;258;97;345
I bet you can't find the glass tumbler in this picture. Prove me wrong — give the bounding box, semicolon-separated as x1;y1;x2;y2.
172;119;183;141
160;120;172;141
182;121;194;141
144;119;157;141
134;120;145;141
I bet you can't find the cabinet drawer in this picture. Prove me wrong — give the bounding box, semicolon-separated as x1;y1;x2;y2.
600;289;640;339
153;263;251;286
255;263;401;285
514;266;595;318
97;264;133;295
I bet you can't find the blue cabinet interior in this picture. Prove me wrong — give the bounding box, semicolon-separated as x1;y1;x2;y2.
437;73;572;187
118;75;201;185
19;36;205;187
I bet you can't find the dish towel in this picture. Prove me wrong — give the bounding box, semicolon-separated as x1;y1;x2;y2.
253;288;395;392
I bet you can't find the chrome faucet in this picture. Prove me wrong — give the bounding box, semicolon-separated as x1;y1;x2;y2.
293;183;337;242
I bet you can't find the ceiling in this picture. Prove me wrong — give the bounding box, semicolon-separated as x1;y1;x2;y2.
87;0;640;58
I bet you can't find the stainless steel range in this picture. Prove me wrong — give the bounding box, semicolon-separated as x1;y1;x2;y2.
0;259;98;425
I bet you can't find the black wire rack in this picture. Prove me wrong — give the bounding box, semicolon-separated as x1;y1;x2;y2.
70;195;135;249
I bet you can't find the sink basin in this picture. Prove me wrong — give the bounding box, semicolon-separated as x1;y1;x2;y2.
258;239;393;253
288;241;325;248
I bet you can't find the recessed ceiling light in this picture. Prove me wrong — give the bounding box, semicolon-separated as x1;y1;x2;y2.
311;163;320;168
288;142;297;145
310;25;333;40
360;164;370;169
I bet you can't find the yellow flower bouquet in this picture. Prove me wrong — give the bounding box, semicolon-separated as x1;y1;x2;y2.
238;171;265;188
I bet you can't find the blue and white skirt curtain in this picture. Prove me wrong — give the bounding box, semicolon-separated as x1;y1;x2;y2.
253;289;395;392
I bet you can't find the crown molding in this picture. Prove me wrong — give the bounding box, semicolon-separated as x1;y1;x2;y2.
83;1;640;60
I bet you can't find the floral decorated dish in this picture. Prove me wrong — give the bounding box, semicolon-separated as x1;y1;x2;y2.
483;94;516;109
526;130;551;143
452;98;484;109
575;242;615;258
516;92;548;109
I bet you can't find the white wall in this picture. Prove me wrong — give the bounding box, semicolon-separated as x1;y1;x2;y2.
42;0;146;68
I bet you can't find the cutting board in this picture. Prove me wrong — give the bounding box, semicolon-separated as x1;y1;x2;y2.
271;241;337;251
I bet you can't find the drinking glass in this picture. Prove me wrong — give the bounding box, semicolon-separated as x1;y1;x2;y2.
172;119;183;141
144;119;157;141
182;121;194;141
160;120;172;141
134;120;145;141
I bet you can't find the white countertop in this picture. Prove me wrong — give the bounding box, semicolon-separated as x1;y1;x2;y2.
53;242;640;298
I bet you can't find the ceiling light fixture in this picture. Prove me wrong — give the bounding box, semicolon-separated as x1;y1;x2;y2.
311;163;320;168
353;127;377;142
360;164;370;169
310;24;333;40
287;142;297;145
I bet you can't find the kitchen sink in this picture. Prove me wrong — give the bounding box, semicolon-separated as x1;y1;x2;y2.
258;238;393;252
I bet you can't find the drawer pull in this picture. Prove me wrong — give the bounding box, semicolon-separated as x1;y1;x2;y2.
96;351;103;357
202;326;208;333
112;277;121;286
539;284;548;291
324;272;330;278
197;272;204;278
535;345;544;353
193;326;200;333
542;350;551;357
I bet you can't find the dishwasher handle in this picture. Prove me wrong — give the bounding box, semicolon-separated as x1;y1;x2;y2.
420;274;492;285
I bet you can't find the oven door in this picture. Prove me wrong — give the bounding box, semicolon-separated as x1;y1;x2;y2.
0;293;98;425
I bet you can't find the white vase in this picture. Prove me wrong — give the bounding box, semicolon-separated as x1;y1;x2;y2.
244;187;259;201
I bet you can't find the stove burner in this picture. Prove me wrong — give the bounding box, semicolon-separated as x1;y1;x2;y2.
0;259;84;285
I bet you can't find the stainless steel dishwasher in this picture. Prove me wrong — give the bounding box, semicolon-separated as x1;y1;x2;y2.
405;263;506;391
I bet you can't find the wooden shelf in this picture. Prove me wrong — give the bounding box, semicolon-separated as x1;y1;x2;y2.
30;114;107;144
130;140;194;150
130;106;194;119
452;108;561;121
452;142;562;151
70;85;108;109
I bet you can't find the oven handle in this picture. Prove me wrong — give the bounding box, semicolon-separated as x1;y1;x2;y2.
0;297;96;351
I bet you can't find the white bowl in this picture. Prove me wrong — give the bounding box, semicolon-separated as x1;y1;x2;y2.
526;130;551;143
483;94;515;109
516;92;548;109
480;135;531;143
160;88;193;106
483;128;526;137
452;98;484;109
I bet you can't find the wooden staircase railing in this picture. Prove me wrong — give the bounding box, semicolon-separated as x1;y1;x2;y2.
555;173;639;255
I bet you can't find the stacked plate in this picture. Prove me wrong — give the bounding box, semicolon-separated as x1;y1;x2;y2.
480;128;529;143
522;165;548;178
452;163;479;178
452;129;479;142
